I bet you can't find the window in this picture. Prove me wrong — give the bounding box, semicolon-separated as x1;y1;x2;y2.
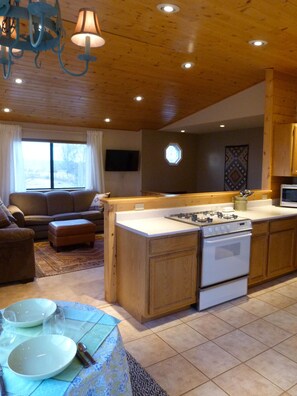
22;141;87;189
165;143;182;165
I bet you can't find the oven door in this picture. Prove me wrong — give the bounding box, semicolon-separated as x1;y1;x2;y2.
201;231;251;287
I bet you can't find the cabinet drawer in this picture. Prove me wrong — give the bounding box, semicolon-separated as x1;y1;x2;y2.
269;218;297;233
252;221;269;236
149;232;197;256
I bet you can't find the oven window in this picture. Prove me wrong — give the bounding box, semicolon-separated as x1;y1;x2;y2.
215;243;240;260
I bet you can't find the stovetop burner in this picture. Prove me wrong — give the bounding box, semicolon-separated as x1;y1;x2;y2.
167;210;240;226
167;210;252;238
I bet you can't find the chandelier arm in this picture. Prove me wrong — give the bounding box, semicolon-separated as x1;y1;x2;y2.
2;62;10;79
2;52;12;79
34;51;41;69
57;49;89;77
29;12;45;49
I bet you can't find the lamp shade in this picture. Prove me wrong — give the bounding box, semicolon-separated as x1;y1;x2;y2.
71;8;105;48
0;16;21;54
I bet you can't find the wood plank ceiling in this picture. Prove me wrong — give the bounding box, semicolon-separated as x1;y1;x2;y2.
1;0;297;131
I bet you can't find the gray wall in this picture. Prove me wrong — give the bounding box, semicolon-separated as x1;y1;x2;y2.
195;127;263;192
141;127;263;194
142;130;198;193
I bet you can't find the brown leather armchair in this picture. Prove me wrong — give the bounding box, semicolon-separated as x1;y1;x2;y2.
0;224;35;284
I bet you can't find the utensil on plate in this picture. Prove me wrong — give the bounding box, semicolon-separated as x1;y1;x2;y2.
76;349;90;368
77;342;96;365
0;363;7;396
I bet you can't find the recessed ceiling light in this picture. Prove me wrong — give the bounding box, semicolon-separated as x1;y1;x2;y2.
14;78;23;84
104;118;111;123
180;129;186;133
157;3;180;13
181;62;194;69
2;107;12;113
249;40;267;47
134;96;143;102
220;124;225;128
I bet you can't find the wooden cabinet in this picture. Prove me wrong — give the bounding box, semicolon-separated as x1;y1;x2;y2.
149;241;197;316
273;123;297;176
116;227;198;322
249;221;269;286
268;217;297;278
249;217;297;287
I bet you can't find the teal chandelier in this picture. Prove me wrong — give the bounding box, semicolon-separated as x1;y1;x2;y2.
0;0;105;79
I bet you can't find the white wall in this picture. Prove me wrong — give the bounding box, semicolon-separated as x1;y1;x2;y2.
11;121;142;197
102;130;142;197
161;82;265;134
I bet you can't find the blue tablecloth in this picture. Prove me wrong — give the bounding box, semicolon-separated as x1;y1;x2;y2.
0;301;132;395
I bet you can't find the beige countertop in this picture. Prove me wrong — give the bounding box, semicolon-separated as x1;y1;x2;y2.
235;205;297;221
115;217;198;237
115;201;297;237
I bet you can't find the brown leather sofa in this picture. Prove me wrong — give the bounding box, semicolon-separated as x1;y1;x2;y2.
0;222;35;284
8;190;104;239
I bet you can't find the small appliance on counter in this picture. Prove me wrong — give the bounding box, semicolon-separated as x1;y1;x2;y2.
280;184;297;207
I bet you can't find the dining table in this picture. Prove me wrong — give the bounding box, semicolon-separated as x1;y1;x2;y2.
0;300;133;395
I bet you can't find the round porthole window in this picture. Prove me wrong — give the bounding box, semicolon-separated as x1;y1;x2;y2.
165;143;182;165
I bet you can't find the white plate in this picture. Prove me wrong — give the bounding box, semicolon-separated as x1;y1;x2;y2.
8;335;76;380
3;298;57;328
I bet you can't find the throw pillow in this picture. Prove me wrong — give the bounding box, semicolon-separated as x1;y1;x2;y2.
89;192;110;212
0;205;11;228
0;197;15;222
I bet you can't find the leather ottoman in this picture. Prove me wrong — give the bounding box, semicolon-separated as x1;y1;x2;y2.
48;219;96;251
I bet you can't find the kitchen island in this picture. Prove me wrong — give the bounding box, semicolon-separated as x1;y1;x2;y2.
115;199;297;322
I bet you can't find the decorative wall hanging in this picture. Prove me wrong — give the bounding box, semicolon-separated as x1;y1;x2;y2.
224;144;249;191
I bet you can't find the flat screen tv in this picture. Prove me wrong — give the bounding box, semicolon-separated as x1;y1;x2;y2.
105;149;139;171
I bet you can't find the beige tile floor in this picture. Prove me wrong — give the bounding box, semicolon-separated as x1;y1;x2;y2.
3;269;297;395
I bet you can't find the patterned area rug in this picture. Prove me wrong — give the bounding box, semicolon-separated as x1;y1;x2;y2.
34;235;104;278
126;351;168;396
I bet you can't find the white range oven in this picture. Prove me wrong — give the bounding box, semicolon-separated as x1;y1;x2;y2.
167;210;252;310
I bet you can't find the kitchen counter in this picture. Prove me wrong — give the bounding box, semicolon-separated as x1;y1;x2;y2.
116;200;297;237
115;217;198;237
235;205;297;221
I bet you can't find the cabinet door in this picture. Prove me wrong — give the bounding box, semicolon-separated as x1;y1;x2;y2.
273;123;295;176
292;126;297;175
149;249;197;316
268;218;296;278
249;222;269;286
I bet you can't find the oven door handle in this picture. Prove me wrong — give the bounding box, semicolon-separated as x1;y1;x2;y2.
203;231;252;244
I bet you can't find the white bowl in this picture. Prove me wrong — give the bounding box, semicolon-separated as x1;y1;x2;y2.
8;335;76;380
3;298;57;328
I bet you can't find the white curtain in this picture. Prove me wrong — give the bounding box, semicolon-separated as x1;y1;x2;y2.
0;124;25;205
86;130;105;192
